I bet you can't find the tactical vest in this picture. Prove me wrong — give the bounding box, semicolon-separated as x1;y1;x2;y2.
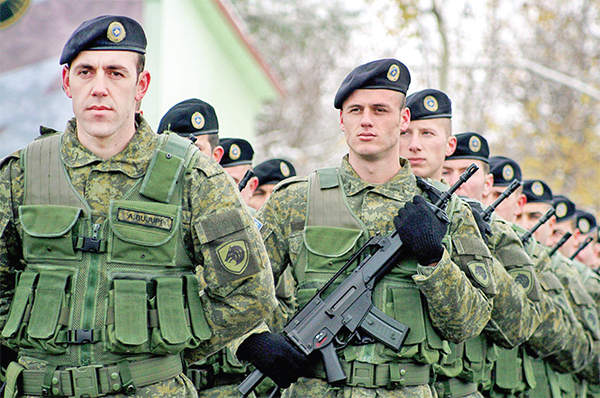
512;224;591;398
1;133;212;368
295;168;463;375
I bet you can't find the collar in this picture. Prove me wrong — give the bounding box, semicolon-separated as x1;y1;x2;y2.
61;114;158;178
340;155;418;199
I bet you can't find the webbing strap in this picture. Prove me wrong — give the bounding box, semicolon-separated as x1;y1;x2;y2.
20;355;183;396
24;134;87;210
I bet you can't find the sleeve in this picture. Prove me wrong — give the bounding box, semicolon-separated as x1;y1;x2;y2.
183;164;277;362
413;198;494;344
414;248;493;343
0;155;24;334
483;256;542;348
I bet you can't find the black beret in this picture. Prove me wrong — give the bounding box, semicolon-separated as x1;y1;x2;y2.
523;180;553;204
254;159;296;186
575;210;597;235
157;99;219;137
219;138;254;167
553;195;577;223
406;89;452;120
60;15;147;65
489;156;522;187
334;58;411;109
446;132;489;163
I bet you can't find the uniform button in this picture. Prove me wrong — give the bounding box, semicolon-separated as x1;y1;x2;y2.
52;377;59;385
113;383;121;391
399;379;406;386
52;388;60;395
400;369;406;376
111;372;119;380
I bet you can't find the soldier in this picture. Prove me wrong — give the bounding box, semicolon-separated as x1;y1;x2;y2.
0;15;276;398
220;138;259;207
402;94;544;398
516;179;557;246
244;59;496;398
157;98;225;162
547;195;578;256
572;210;599;269
484;156;527;223
514;182;599;397
248;159;296;211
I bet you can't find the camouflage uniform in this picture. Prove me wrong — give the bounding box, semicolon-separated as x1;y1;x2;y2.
435;212;543;398
516;233;598;398
0;116;277;397
257;156;495;398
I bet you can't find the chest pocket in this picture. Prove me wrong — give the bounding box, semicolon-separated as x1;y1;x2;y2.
304;226;363;274
19;205;82;261
108;200;180;266
565;278;600;340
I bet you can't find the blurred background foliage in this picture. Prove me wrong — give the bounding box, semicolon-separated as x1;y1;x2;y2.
232;0;600;214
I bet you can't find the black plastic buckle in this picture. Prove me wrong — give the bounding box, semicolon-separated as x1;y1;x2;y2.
68;329;97;344
80;237;102;252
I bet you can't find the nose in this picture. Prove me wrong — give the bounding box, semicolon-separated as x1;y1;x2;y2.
408;134;422;152
90;74;108;97
360;109;374;127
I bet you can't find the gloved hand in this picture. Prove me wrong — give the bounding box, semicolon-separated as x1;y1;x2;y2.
237;332;310;388
394;195;448;265
468;203;491;245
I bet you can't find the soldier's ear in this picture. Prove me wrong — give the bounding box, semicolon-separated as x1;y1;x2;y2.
62;66;72;99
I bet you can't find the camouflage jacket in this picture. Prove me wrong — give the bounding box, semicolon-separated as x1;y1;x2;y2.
0;116;277;364
257;156;494;354
483;214;543;348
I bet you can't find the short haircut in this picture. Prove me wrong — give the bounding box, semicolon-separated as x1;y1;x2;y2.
207;133;220;151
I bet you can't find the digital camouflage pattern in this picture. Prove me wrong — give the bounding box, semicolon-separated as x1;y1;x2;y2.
257;156;494;396
282;378;436;398
483;215;542;348
0;116;277;395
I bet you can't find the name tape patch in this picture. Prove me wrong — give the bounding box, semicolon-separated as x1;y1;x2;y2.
117;208;174;231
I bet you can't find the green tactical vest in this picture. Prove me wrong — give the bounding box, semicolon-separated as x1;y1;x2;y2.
512;223;589;398
1;132;212;367
295;168;459;368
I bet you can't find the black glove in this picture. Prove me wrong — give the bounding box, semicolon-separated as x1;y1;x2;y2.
394;195;448;265
237;332;310;388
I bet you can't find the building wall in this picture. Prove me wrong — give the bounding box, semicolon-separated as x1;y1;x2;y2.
143;0;279;141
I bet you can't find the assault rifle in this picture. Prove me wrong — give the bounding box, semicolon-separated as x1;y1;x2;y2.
570;236;594;261
520;208;556;245
237;164;478;397
481;180;522;223
548;232;573;258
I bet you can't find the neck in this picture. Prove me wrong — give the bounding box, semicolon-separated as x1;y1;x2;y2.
77;119;137;160
348;153;401;184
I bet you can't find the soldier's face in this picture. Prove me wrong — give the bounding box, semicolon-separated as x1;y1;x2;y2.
399;118;456;180
224;164;258;205
63;51;149;145
516;202;555;245
547;220;575;255
442;159;492;202
249;184;276;211
340;89;409;163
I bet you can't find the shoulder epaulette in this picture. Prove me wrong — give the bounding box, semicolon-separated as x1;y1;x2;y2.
191;152;223;178
272;175;307;193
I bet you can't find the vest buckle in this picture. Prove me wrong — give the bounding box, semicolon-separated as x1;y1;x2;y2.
77;236;104;253
67;329;99;344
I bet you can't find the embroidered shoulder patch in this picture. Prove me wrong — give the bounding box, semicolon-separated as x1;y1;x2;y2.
217;240;249;275
467;261;491;288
